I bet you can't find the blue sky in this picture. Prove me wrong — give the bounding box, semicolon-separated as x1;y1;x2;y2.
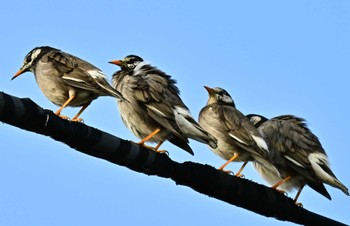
1;1;349;225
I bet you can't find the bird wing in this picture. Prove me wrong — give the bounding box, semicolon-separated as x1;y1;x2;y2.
44;51;124;99
260;115;332;199
129;66;189;142
267;116;325;168
218;105;269;157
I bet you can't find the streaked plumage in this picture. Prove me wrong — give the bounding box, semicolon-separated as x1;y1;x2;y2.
247;114;349;201
199;86;273;175
12;46;124;121
110;55;217;155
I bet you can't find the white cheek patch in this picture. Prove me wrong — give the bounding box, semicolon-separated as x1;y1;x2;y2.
31;49;42;61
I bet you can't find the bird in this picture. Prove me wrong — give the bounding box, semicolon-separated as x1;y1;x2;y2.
109;55;217;155
12;46;125;121
198;86;273;176
246;114;349;203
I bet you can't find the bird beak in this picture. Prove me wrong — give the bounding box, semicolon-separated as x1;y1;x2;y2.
108;59;122;66
11;69;25;80
204;86;214;94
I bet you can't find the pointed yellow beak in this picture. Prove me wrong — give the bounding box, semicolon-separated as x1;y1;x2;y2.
108;59;122;66
11;69;25;80
204;86;214;94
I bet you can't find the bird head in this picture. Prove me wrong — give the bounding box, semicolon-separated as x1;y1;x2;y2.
204;86;235;106
12;46;55;80
246;114;268;128
109;55;143;70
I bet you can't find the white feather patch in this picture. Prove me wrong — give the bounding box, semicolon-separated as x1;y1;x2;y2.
87;69;106;79
252;135;269;151
173;106;205;140
229;133;247;145
62;76;85;83
148;105;166;117
173;106;193;118
308;152;334;183
284;155;304;168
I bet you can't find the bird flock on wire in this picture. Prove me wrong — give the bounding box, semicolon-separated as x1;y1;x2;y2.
12;46;349;206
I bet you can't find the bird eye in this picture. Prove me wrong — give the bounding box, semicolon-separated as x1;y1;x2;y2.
128;58;135;64
26;55;32;63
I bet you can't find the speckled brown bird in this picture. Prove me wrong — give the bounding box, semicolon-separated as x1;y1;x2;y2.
199;86;273;176
12;46;125;121
109;55;217;155
247;114;349;203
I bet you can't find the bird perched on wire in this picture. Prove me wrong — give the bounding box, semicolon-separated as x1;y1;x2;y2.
12;46;125;121
198;86;272;176
109;55;217;155
246;114;349;203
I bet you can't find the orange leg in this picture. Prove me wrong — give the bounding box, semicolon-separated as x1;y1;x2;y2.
271;176;291;194
72;102;91;122
153;141;168;154
294;185;305;207
235;162;248;177
55;95;75;119
138;128;161;145
218;153;239;173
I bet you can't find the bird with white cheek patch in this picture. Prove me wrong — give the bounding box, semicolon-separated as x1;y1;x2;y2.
199;86;273;177
12;46;125;121
109;55;217;155
246;114;349;205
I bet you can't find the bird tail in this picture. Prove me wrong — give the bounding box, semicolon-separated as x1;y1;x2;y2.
332;178;349;196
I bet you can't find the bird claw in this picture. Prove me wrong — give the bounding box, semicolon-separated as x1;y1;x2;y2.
155;150;169;155
136;143;169;155
71;117;84;123
235;173;245;178
295;202;303;207
219;169;233;175
274;188;288;196
57;114;70;120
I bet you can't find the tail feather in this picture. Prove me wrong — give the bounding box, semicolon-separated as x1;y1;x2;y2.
333;178;349;195
168;136;194;155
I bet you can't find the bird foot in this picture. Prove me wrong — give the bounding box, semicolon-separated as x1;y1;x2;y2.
274;188;288;196
295;202;303;207
155;149;169;155
71;117;84;123
136;143;169;155
219;168;233;175
57;114;70;120
235;173;245;178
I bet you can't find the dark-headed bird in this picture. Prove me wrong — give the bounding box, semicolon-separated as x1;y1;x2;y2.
109;55;217;155
12;46;124;121
199;86;273;176
246;114;349;204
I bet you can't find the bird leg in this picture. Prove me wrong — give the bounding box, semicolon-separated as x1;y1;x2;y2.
218;153;239;174
138;128;161;145
293;185;305;207
235;162;248;178
271;176;291;195
137;129;167;154
153;141;168;155
55;95;75;120
71;102;91;122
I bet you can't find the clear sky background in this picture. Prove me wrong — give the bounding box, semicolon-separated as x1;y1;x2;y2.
1;1;349;225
